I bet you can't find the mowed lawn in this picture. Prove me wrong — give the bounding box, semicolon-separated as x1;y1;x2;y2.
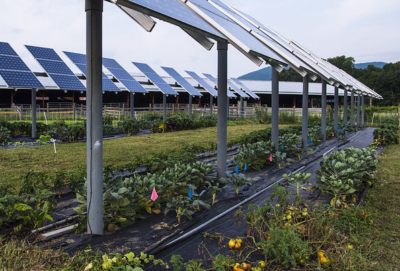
0;123;279;186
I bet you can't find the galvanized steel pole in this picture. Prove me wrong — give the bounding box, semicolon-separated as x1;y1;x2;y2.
217;41;228;180
189;95;192;119
334;86;339;135
302;75;309;146
86;0;103;235
271;68;279;150
321;80;327;141
210;95;213;117
239;97;243;117
357;93;361;125
343;90;348;127
163;94;166;122
130;93;134;119
362;94;365;124
31;89;37;138
350;91;355;126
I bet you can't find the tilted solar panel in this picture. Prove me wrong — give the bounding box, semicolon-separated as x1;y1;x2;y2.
132;62;178;95
0;42;43;89
230;77;259;99
37;59;74;75
227;79;249;98
185;70;218;97
202;73;237;98
25;45;62;61
161;66;202;96
102;57;148;93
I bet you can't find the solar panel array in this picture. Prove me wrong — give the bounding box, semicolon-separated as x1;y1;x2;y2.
25;45;85;91
64;51;121;92
132;62;178;95
102;57;148;93
227;79;249;98
230;77;259;99
202;73;237;98
161;66;202;96
0;42;43;88
185;71;218;97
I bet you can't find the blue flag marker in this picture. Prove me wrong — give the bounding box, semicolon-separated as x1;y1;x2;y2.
244;163;247;171
235;164;239;173
281;144;284;151
339;128;341;133
189;188;193;199
308;139;312;145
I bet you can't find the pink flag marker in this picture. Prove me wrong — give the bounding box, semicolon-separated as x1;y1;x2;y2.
269;154;273;162
355;122;358;125
151;187;158;201
332;133;334;137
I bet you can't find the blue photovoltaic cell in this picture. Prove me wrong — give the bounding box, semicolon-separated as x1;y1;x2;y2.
126;0;224;39
203;73;237;98
227;79;249;98
161;66;202;96
37;59;75;75
132;62;178;95
0;70;43;88
230;77;259;99
49;74;86;91
64;52;121;92
102;57;148;93
185;70;218;97
0;42;18;56
25;45;62;61
0;55;30;71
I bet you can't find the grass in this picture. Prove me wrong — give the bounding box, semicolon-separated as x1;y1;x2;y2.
0;123;279;188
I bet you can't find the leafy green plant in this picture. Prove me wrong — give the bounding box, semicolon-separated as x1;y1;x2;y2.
164;195;195;224
14;201;53;230
52;170;67;195
67;124;85;142
235;140;275;170
279;133;300;156
274;151;291;169
0;127;11;143
221;173;252;195
283;172;312;203
99;251;168;270
205;181;221;205
19;171;50;195
170;254;204;271
118;119;143;135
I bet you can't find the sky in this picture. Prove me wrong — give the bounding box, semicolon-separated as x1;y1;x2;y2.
0;0;399;79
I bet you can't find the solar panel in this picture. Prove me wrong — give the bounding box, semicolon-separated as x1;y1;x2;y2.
26;45;85;91
25;45;62;61
230;77;259;99
132;62;178;95
161;66;202;96
202;73;237;98
185;70;218;97
185;0;285;65
0;70;43;88
64;52;121;92
227;79;249;98
0;55;30;71
123;0;224;39
102;57;148;93
0;42;43;89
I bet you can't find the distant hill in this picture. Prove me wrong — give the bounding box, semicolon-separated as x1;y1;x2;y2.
238;62;387;81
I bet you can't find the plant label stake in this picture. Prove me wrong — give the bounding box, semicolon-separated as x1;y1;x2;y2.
244;163;247;171
151;187;158;201
308;139;312;145
235;164;239;173
269;154;273;162
189;188;193;199
281;144;284;151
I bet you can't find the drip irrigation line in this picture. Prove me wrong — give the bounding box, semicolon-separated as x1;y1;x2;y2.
155;166;305;253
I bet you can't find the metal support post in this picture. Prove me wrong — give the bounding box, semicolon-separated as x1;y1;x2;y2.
189;95;193;119
334;86;339;135
227;98;230;117
350;91;355;126
321;80;327;141
86;0;103;235
343;90;348;127
271;68;279;150
163;94;166;122
31;89;37;138
357;93;360;125
302;75;309;146
239;97;243;117
130;93;134;119
362;94;365;124
217;41;228;180
210;95;213;117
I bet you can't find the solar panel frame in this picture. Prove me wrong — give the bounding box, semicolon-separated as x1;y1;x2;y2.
132;62;178;95
102;57;148;93
185;70;218;97
161;66;202;96
202;73;237;98
230;77;259;99
0;70;43;88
